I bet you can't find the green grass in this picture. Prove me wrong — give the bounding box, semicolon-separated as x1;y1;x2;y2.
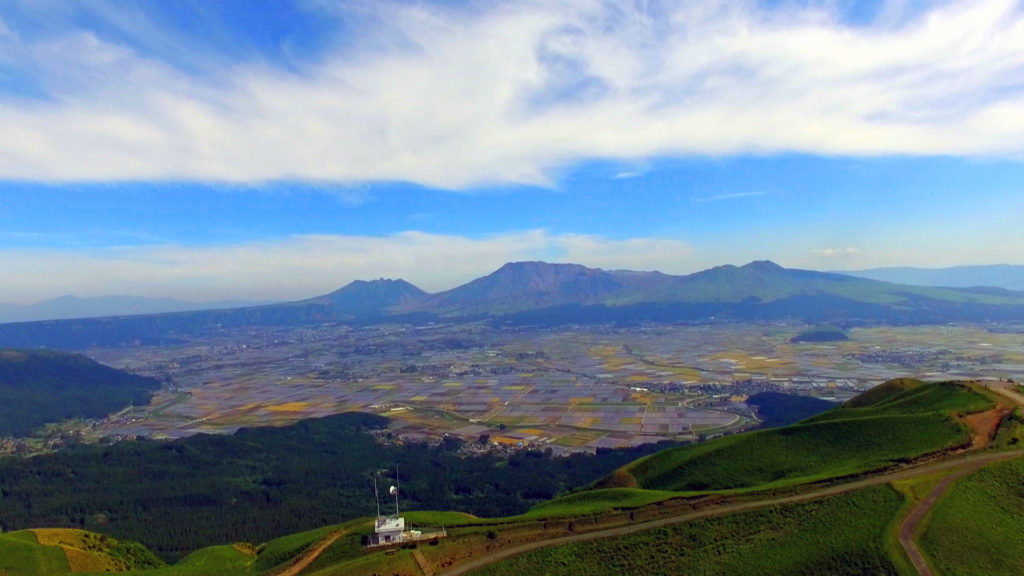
128;545;255;576
919;457;1024;576
525;488;679;517
627;414;968;492
472;485;905;576
621;380;987;493
0;531;70;576
403;510;481;526
251;522;341;573
808;381;992;422
992;407;1024;449
842;378;929;408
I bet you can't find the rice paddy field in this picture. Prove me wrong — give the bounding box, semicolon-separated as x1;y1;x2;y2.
80;322;1024;452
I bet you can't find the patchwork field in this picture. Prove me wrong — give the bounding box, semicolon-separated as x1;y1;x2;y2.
73;322;1023;452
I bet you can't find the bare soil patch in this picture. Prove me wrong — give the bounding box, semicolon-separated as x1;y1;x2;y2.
963;408;1010;449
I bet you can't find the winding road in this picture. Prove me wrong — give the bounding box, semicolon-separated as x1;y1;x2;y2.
439;449;1024;576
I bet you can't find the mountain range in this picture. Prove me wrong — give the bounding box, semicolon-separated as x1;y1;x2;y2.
844;264;1024;292
2;260;1023;349
0;295;274;324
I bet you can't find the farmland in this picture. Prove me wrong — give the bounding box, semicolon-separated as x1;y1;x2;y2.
54;321;1024;456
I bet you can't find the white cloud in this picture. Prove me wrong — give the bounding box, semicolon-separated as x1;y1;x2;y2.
813;247;862;257
0;0;1022;187
0;231;695;304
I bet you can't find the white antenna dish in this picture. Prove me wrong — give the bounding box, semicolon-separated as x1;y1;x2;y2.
389;485;398;495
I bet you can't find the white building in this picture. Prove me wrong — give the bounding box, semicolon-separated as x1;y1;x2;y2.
370;516;405;546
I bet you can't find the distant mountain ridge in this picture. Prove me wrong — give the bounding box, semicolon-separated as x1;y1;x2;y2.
0;295;275;324
844;264;1024;292
2;260;1024;349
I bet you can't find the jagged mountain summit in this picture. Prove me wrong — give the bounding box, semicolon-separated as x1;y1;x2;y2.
1;260;1023;349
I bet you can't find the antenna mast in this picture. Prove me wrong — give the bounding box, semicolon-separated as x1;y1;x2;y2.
373;472;381;521
394;465;400;517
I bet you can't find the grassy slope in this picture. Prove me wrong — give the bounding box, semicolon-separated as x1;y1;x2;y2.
524;488;680;517
0;531;69;576
622;380;989;492
472;486;905;576
0;528;165;576
919;458;1024;576
127;545;256;576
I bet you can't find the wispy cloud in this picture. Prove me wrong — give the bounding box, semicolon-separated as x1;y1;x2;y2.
813;247;862;257
1;0;1023;188
694;191;767;203
0;231;694;303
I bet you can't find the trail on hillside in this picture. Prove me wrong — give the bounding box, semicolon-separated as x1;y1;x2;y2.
439;449;1024;576
986;381;1024;408
270;530;346;576
897;465;980;576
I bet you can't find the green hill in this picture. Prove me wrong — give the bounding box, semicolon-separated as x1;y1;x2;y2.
919;458;1024;576
475;485;905;576
0;531;69;576
0;349;161;437
0;528;162;575
613;379;991;492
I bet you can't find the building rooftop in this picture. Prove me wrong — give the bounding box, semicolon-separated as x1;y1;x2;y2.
375;516;405;533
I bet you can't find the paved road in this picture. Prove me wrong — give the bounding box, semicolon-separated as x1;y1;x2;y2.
439;449;1024;576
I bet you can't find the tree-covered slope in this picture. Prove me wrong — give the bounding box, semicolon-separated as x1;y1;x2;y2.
0;412;671;561
0;349;160;437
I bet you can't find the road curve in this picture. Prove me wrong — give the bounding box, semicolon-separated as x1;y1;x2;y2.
897;465;980;576
440;449;1024;576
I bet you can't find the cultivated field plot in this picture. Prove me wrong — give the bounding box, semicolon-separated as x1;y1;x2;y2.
85;322;1024;451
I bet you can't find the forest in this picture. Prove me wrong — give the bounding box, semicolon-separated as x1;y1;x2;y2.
0;349;160;437
0;412;672;561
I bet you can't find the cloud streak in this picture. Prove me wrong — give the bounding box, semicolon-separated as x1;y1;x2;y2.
0;0;1023;188
694;191;767;203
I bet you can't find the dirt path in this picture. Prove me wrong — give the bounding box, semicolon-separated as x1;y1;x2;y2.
985;381;1024;408
439;449;1024;576
271;530;346;576
963;408;1010;449
897;464;980;576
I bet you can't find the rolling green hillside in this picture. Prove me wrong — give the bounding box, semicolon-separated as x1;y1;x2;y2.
0;531;69;576
919;458;1024;576
0;349;160;437
474;486;905;576
617;379;991;492
0;528;162;575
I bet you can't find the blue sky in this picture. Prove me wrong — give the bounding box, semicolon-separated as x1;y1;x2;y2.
1;1;1023;303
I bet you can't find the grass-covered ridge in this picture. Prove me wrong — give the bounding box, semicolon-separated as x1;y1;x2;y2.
616;379;992;492
919;458;1024;576
0;528;162;575
473;486;905;576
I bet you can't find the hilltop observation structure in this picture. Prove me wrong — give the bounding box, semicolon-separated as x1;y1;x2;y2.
367;468;447;547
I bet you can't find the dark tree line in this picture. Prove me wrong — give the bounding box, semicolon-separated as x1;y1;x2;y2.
0;349;160;437
0;412;672;561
